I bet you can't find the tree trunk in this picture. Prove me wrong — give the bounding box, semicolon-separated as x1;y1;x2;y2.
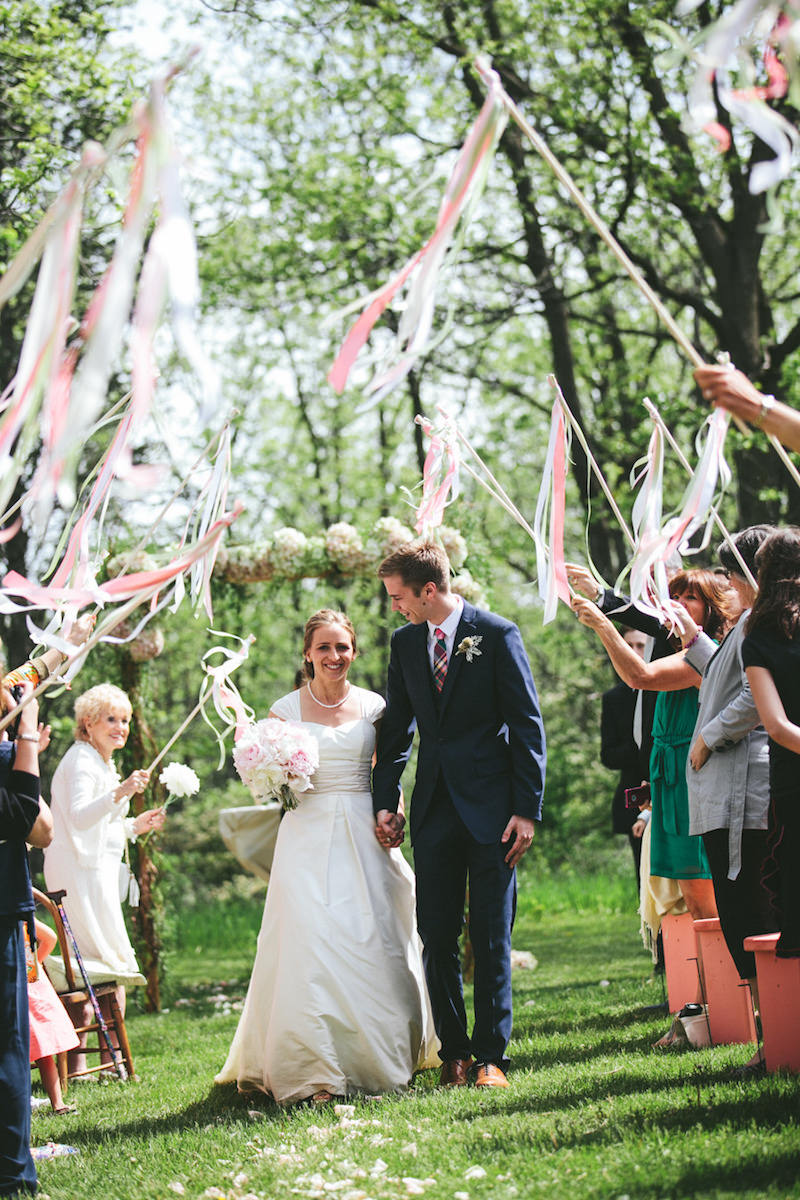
118;654;166;1012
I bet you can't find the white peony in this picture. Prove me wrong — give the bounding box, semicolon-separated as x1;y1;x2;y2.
159;762;200;798
325;522;370;573
270;527;308;577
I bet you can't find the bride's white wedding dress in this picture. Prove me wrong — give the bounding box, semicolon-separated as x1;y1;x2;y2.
215;686;439;1103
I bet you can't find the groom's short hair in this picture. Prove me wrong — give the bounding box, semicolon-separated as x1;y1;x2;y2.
378;542;451;595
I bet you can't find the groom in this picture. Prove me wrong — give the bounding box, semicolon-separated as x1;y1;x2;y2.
373;543;545;1088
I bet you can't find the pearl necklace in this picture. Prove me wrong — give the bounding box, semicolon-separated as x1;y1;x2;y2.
307;681;352;709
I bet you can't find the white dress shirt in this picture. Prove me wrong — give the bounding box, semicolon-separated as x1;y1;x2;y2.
426;597;464;674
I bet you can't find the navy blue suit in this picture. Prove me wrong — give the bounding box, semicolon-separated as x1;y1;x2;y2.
373;602;545;1069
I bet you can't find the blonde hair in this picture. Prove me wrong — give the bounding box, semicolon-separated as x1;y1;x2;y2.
302;609;357;681
74;684;132;742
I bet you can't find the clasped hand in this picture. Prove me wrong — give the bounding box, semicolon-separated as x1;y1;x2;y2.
374;809;405;851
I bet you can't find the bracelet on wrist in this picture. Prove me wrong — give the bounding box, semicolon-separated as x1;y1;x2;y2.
684;630;701;650
16;732;40;744
754;394;775;429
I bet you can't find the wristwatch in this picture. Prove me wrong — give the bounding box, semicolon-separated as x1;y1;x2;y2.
16;733;40;743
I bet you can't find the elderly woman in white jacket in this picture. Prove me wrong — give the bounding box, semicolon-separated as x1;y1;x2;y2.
44;684;164;1011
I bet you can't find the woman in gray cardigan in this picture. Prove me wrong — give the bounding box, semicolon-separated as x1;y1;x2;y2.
679;526;778;992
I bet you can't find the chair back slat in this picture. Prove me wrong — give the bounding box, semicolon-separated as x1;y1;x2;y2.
31;887;79;992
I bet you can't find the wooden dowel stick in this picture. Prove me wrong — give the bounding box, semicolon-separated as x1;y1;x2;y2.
145;695;208;776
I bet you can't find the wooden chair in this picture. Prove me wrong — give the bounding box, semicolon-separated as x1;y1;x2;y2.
743;932;800;1073
693;918;757;1045
661;911;700;1013
32;887;135;1090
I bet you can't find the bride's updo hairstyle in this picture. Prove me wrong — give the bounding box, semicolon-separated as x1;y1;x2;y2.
746;527;800;639
302;609;357;681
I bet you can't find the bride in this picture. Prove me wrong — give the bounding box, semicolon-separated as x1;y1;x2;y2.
216;608;438;1103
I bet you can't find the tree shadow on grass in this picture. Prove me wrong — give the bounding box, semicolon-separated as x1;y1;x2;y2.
445;1074;799;1134
515;1002;669;1039
611;1151;800;1200
509;1027;698;1069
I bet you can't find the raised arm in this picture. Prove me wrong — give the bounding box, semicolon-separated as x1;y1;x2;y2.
695;365;800;454
0;682;50;846
566;563;667;639
59;750;148;832
572;597;700;691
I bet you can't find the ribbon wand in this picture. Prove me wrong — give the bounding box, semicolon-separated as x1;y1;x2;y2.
642;397;758;587
472;57;765;441
136;700;207;843
144;695;209;778
473;56;706;372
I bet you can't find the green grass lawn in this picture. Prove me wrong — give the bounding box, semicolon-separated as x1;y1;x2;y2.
32;872;800;1200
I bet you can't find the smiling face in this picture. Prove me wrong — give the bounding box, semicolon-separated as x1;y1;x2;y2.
305;622;355;684
85;704;131;761
672;584;707;628
381;574;438;625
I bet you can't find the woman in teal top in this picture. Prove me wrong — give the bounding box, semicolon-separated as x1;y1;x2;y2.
650;685;709;878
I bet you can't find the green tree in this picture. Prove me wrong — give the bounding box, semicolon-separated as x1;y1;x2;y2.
190;0;800;574
0;0;138;668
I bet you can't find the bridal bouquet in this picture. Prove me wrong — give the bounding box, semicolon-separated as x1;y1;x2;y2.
233;718;318;810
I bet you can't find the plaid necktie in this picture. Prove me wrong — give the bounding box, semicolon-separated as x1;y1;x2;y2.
433;627;448;692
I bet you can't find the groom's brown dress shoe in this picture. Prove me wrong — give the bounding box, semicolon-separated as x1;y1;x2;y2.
474;1062;509;1088
439;1057;473;1086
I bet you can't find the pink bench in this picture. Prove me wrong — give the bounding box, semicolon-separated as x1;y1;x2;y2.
743;933;800;1073
661;912;700;1013
693;918;757;1045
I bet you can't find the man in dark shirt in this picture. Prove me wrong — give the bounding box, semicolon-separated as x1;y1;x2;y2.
0;682;51;1197
600;627;650;884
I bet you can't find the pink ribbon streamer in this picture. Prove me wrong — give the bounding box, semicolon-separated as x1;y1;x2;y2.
328;68;507;396
622;402;732;626
1;503;242;614
0;178;86;519
199;631;257;763
533;400;571;624
624;423;672;618
414;416;460;534
682;0;799;192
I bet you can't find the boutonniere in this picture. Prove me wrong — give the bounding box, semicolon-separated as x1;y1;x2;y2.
456;635;483;662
